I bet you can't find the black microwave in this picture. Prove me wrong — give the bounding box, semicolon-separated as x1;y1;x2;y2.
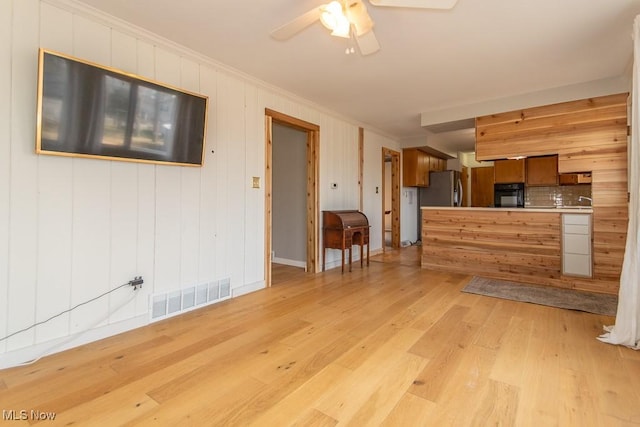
494;183;525;208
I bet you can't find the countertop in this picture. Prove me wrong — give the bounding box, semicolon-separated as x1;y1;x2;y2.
420;206;593;213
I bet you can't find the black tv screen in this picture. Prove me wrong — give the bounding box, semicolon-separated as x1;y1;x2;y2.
36;49;208;166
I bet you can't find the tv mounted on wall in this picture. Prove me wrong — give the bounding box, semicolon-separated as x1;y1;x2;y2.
36;49;208;166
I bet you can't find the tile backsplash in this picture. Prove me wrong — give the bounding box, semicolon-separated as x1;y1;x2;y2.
525;184;592;207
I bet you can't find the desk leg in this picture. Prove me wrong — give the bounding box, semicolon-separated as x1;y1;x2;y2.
366;242;370;266
360;244;364;268
322;230;327;272
349;246;352;272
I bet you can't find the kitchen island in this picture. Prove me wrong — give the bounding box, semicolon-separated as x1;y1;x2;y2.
419;206;619;294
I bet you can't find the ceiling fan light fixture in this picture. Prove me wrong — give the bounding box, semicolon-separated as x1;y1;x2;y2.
331;14;351;37
320;1;351;38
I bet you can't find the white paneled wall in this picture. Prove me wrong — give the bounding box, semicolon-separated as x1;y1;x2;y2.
0;0;13;355
0;0;397;364
243;85;265;286
8;0;40;352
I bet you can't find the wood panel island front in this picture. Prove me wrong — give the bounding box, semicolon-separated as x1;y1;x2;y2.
420;207;619;295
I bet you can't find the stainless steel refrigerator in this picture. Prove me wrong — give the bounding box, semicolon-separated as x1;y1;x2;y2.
417;170;463;240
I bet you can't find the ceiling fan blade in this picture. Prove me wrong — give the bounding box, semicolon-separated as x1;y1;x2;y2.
355;29;380;56
369;0;458;9
270;6;323;41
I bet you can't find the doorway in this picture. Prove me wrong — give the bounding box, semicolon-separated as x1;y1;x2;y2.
264;109;319;287
382;148;401;250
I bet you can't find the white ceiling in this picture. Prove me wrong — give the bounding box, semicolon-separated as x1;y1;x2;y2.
74;0;640;153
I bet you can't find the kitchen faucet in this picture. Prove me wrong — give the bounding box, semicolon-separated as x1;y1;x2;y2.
578;196;593;205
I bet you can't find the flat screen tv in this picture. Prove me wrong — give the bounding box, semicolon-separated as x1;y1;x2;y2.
36;49;208;166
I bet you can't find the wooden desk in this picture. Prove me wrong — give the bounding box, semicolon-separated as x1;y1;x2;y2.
322;210;370;273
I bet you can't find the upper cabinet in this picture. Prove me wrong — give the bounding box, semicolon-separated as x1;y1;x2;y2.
494;159;525;183
559;172;592;185
471;167;495;207
526;155;558;186
429;156;446;172
402;149;447;187
403;148;429;187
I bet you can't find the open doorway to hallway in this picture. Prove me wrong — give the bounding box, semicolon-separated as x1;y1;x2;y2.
271;123;307;277
382;147;401;250
264;109;319;287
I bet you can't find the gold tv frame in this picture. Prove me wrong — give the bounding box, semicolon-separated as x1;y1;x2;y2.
36;48;209;167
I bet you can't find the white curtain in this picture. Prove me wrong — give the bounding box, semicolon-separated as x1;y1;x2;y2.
598;15;640;349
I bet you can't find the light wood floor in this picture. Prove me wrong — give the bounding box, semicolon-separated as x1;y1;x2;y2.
2;246;639;426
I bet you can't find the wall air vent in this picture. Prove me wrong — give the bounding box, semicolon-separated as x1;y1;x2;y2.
150;277;232;322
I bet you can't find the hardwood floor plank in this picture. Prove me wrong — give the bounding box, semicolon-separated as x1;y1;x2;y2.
409;282;468;331
489;316;534;386
315;328;425;420
473;299;522;350
1;247;639;426
424;344;498;425
380;393;437;426
586;333;640;423
469;379;519;426
289;408;338;427
43;391;159;426
409;321;480;402
558;367;606;426
248;363;351;426
146;318;310;403
514;335;561;426
408;305;471;359
1;334;173;389
344;352;427;426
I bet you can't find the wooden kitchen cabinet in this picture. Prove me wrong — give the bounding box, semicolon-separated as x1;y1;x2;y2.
402;148;429;187
428;155;439;172
559;172;592;185
471;166;495;207
428;156;446;172
526;155;558;186
494;159;525;183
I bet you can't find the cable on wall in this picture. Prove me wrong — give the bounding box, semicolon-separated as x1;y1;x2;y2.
0;276;143;344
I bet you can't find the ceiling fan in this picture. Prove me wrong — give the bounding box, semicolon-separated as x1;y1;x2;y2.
270;0;458;56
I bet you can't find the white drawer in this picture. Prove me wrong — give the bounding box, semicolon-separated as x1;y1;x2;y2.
563;253;592;277
564;233;590;255
563;214;590;226
564;224;589;235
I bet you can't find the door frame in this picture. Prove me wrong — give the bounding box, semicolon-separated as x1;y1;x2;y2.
265;109;319;287
382;147;401;250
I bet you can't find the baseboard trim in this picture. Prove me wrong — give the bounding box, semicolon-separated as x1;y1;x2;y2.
0;314;148;370
232;280;265;298
272;257;306;269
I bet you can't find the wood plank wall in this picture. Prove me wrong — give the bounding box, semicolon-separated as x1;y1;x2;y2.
475;93;629;294
421;209;620;293
422;209;562;286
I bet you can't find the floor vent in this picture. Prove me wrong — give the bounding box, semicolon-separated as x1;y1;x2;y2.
150;278;231;322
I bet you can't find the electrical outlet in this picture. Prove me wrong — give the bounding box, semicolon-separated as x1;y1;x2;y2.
252;177;260;188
